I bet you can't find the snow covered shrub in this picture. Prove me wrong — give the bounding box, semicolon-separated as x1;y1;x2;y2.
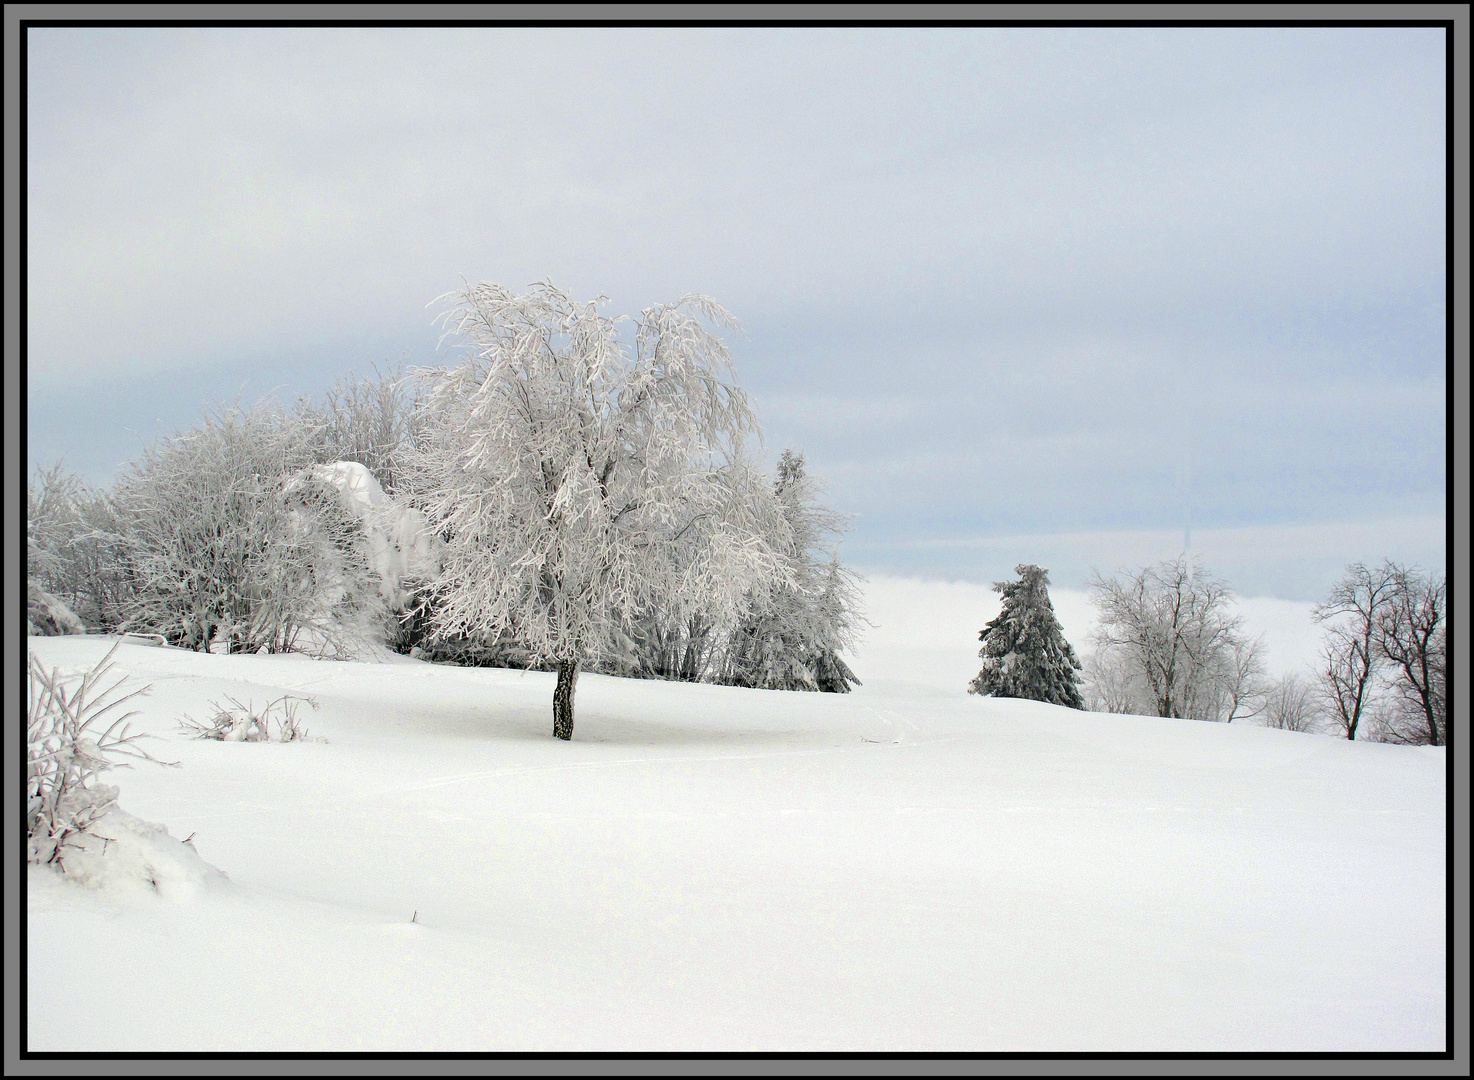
180;693;320;743
968;564;1083;708
28;464;88;635
288;461;441;626
111;401;387;656
28;645;173;869
28;582;87;637
720;450;863;693
29;464;140;634
407;281;789;739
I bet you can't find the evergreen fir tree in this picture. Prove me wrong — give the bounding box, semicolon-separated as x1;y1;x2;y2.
968;564;1083;708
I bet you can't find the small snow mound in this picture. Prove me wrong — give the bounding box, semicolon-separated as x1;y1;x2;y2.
56;807;228;902
302;461;442;611
28;583;86;636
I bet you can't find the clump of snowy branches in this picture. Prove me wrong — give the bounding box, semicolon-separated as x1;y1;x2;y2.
28;645;175;870
28;462;147;636
296;364;424;496
179;693;320;743
406;281;793;738
719;450;863;693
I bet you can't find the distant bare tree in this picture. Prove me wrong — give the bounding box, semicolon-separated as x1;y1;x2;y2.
1375;566;1446;746
1208;633;1269;723
1087;558;1249;721
1313;562;1400;741
1261;672;1321;733
1081;644;1144;714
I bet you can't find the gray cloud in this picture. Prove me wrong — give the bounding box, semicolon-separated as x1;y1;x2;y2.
26;26;1447;600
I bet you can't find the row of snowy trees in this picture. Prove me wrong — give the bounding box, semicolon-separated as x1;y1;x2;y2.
27;283;865;739
966;557;1446;747
27;372;418;657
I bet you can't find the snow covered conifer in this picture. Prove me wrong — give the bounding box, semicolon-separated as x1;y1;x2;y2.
407;282;788;740
968;564;1083;708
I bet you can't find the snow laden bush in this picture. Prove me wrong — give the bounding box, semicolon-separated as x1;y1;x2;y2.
406;281;790;739
28;645;174;869
180;693;320;743
968;564;1083;708
720;450;863;693
27;463;90;635
1085;558;1266;722
111;401;387;656
289;460;442;651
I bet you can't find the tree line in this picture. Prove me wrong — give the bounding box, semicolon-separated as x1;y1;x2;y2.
968;559;1446;747
27;283;864;740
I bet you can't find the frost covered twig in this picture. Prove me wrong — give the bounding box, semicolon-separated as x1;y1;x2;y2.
179;693;320;743
27;644;175;869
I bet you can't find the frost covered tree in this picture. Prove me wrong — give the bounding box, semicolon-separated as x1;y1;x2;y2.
968;564;1083;708
721;450;863;693
1087;558;1253;721
1080;644;1143;714
296;364;423;495
407;282;788;740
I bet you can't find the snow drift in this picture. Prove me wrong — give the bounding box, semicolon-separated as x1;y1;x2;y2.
26;635;1445;1053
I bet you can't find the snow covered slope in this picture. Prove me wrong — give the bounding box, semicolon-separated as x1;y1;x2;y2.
26;636;1444;1052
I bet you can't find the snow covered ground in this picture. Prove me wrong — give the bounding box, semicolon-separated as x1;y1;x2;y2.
26;624;1444;1052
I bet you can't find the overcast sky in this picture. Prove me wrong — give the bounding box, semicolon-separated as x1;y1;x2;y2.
25;26;1447;601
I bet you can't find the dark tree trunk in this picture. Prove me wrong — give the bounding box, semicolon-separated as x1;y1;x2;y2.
553;658;579;740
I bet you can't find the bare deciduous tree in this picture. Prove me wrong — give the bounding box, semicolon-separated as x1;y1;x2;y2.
1375;566;1446;746
1087;558;1250;721
1313;562;1400;741
1208;633;1269;723
1261;672;1321;732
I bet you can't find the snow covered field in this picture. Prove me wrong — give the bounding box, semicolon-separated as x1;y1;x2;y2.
26;622;1444;1053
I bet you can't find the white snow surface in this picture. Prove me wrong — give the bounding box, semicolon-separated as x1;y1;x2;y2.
27;635;1444;1052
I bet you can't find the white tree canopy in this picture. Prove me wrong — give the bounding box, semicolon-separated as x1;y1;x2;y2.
409;282;790;675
